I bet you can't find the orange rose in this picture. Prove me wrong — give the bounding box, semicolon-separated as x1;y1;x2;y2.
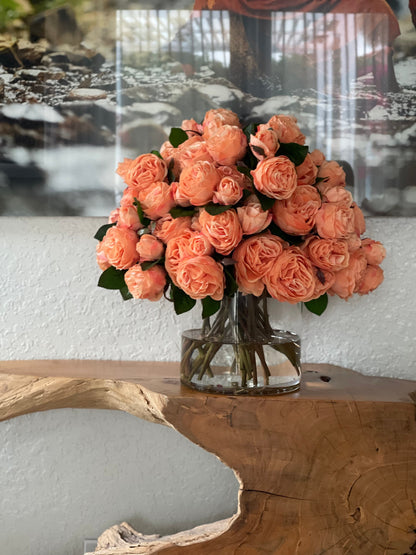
138;181;175;220
136;234;165;262
181;118;203;137
165;230;213;285
322;186;353;208
272;185;321;235
176;160;220;206
352;203;366;235
117;205;143;231
329;250;367;299
263;246;315;303
361;238;386;265
237;195;272;235
176;255;225;300
120;186;142;208
120;153;167;189
202;108;241;139
96;241;111;271
213;176;243;205
160;141;180;180
232;234;286;296
311;267;336;299
303;237;350;271
216;165;246;185
108;208;119;223
153;214;192;244
356;265;384;295
317;160;346;194
251;155;297;200
296;153;318;186
177;136;213;169
199;208;243;255
315;204;355;239
124;264;166;301
309;149;325;167
249;123;279;160
101;227;139;270
206;125;247;166
346;233;361;252
267;114;306;145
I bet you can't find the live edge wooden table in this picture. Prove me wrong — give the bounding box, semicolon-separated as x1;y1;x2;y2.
0;361;415;555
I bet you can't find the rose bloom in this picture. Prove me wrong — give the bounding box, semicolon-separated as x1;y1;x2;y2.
117;205;143;231
181;118;203;137
165;229;213;285
317;160;346;193
346;233;361;252
232;234;286;296
251;155;297;200
124;264;166;301
212;176;243;205
263;246;316;303
356;265;384;295
177;136;213;169
176;160;220;206
108;208;119;223
237;195;272;235
322;186;353;208
101;226;139;270
120;186;142;208
153;214;192;244
202;108;241;139
267;114;306;145
312;268;336;299
303;237;350;271
249;124;279;160
217;164;246;186
160;141;180;180
315;203;355;239
206;125;247;166
136;234;165;262
296;154;318;186
352;203;366;235
176;255;225;301
96;241;111;271
118;153;167;190
138;181;175;220
199;208;243;255
309;149;325;167
272;185;321;235
361;238;386;265
329;250;367;299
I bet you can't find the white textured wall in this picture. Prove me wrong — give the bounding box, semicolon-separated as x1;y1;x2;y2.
0;216;415;555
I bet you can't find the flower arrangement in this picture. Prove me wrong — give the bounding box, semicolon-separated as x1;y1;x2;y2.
95;108;385;318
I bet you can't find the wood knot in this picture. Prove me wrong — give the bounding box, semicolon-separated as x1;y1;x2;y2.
351;507;361;522
320;375;331;383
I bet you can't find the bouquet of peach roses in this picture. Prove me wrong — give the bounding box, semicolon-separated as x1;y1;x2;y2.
95;109;385;390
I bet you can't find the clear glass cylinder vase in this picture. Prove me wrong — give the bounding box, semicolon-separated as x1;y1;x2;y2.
180;292;301;395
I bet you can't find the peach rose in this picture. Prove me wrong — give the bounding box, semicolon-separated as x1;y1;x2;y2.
309;149;325;167
267;114;306;145
202;108;241;139
213;176;243;205
136;234;165;262
108;208;119;224
160;141;180;179
120;153;168;190
296;154;318;186
117;205;143;231
177;136;213;169
237;195;272;235
317;160;346;194
272;185;321;235
352;203;366;235
206;125;247;166
165;229;213;285
138;181;175;220
346;233;361;252
303;237;350;271
263;246;316;303
315;203;355;239
251;155;297;199
124;264;166;301
361;238;386;265
120;186;142;208
101;227;139;270
181;118;203;137
249;124;279;160
311;267;336;299
232;234;286;296
356;265;384;295
216;165;246;186
329;250;367;299
96;241;111;271
153;214;192;244
322;186;353;208
199;208;243;255
176;160;220;206
176;255;224;300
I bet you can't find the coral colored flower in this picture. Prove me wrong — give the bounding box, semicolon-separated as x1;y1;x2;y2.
352;203;366;235
361;238;386;265
177;135;213;169
272;185;321;235
181;118;203;137
176;160;220;206
136;234;165;262
296;153;318;186
165;230;213;285
315;204;355;239
121;153;167;189
267;114;306;145
317;161;346;193
138;182;175;220
322;186;353;208
202;108;241;139
101;227;139;270
206;125;247;166
236;195;272;235
251;156;297;200
153;214;192;244
329;250;367;299
125;264;166;301
309;149;325;167
108;208;119;223
346;233;361;252
96;241;111;271
216;165;247;186
117;205;143;231
311;267;336;299
212;176;243;205
263;246;316;303
356;265;384;295
249;124;279;160
302;237;350;271
199;208;243;255
176;255;225;300
232;234;286;296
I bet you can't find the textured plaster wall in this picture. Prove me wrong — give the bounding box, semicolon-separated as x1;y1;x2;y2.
0;216;415;555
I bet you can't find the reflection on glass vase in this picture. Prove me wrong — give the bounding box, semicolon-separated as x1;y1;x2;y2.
181;292;301;395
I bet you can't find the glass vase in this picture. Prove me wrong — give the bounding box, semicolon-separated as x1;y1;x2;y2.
180;292;301;395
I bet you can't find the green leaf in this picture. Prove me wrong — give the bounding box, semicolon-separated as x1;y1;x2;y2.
141;258;164;271
304;293;328;316
120;285;133;300
204;203;233;216
236;165;252;180
169;128;188;148
133;198;150;227
169;206;196;219
98;266;127;290
267;222;304;245
255;191;275;211
94;222;116;241
150;150;163;159
201;296;221;318
243;122;258;142
171;284;196;315
277;143;308;166
250;144;265;157
167;158;176;184
224;266;238;297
